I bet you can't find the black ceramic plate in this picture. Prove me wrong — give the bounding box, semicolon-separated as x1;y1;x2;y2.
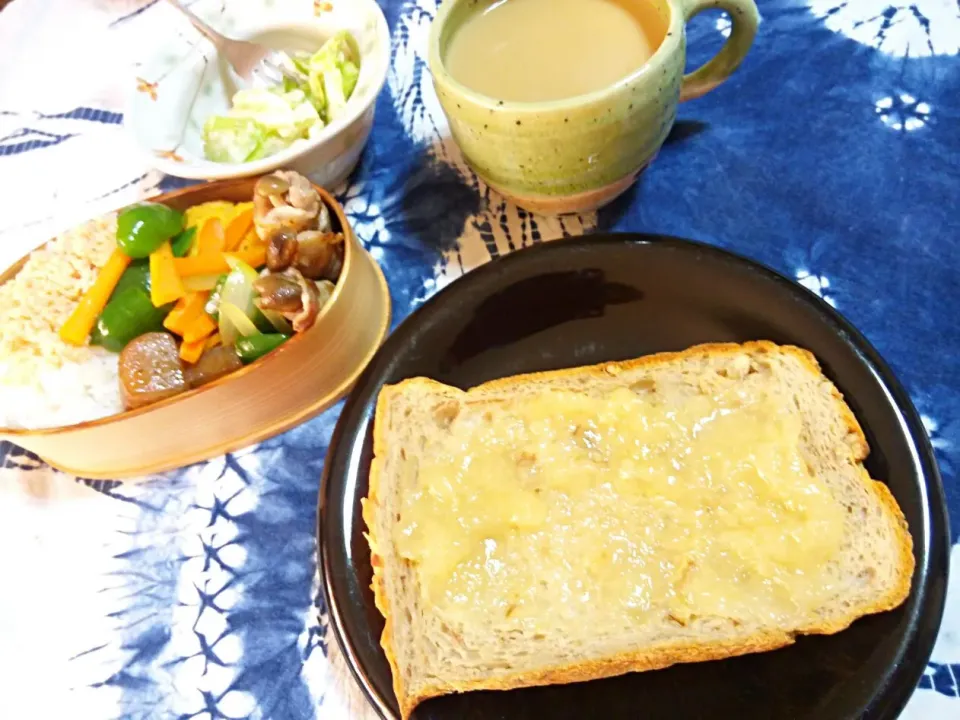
319;234;949;720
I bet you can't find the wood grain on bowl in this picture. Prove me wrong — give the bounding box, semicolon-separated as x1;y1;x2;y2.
0;178;391;479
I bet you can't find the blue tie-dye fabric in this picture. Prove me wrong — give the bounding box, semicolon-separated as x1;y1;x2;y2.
1;0;958;716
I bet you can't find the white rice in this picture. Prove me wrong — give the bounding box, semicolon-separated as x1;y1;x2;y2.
0;215;124;430
0;351;122;429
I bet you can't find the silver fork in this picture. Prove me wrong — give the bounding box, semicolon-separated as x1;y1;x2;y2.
165;0;304;87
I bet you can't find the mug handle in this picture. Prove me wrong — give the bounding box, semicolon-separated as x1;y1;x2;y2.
678;0;759;102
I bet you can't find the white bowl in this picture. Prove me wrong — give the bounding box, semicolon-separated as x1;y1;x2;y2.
125;1;389;188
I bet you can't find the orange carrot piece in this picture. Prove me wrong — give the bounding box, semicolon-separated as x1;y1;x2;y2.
150;241;186;306
197;218;225;255
162;291;208;336
173;247;267;276
183;313;217;343
204;332;222;350
236;245;266;269
59;248;132;345
161;296;190;333
238;227;261;252
179;336;207;364
224;208;254;251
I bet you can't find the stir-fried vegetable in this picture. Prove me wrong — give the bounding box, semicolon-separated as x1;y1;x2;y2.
235;333;291;364
196;218;225;255
185;202;238;231
204;274;229;321
117;202;184;259
91;285;170;352
149;241;186;306
60;171;340;414
183;313;217;344
171;226;197;258
214;256;280;342
224;208;254;251
219;301;260;344
182;273;224;292
111;261;152;297
173;246;266;276
163;292;208;336
179;336;208;364
219;261;258;318
60;248;132;346
222;254;291;333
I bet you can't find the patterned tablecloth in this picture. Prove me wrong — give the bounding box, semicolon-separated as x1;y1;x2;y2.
1;0;958;717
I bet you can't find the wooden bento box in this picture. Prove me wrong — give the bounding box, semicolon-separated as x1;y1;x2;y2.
0;177;390;479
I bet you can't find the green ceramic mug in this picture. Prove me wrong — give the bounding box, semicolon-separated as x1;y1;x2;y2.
428;0;759;214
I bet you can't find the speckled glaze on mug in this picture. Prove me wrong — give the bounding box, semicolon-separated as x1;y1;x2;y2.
429;0;759;214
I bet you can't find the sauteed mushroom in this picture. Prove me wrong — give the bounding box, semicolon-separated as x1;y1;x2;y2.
295;231;344;280
254;273;304;314
254;268;326;333
266;229;299;272
244;172;343;336
254;173;290;197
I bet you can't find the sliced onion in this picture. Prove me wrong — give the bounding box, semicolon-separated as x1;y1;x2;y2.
219;302;260;340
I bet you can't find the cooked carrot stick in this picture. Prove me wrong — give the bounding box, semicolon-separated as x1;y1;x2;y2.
162;291;208;336
59;248;132;346
182;313;217;343
173;247;266;276
197;218;225;255
179;336;207;364
223;208;254;252
150;241;186;306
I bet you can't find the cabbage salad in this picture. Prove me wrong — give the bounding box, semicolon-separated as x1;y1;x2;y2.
203;31;361;164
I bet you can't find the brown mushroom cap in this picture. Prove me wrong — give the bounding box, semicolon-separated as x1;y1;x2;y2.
254;273;305;313
266;229;299;272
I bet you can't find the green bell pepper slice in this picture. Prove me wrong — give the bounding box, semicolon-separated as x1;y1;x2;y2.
90;285;172;352
111;261;151;297
116;202;184;259
235;333;291;364
171;226;197;258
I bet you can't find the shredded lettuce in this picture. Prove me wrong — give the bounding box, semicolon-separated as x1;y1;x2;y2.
202;117;266;164
230;89;322;138
203;31;362;163
308;31;361;122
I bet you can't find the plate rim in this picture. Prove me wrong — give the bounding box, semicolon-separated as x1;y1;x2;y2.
318;232;950;720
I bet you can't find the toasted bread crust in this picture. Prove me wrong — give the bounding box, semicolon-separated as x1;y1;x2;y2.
364;341;915;720
364;384;405;714
404;631;796;715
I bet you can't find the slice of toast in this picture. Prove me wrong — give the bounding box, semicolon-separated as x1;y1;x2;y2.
363;341;914;719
